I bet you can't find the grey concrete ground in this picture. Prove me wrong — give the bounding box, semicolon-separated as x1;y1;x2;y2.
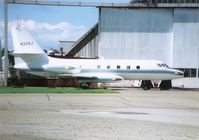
0;88;199;140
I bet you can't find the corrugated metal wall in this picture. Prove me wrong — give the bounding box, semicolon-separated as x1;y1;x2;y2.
99;8;173;65
99;8;199;66
98;8;199;88
173;8;199;68
79;37;98;58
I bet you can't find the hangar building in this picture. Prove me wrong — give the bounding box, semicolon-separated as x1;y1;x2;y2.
98;7;199;88
62;2;199;88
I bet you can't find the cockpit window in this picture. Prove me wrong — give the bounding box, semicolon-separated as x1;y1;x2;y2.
164;64;169;67
162;64;169;67
157;64;162;67
157;63;169;68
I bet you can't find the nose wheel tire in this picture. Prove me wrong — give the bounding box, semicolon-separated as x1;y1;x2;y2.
160;80;172;90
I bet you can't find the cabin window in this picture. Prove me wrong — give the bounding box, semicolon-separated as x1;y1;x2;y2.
97;65;101;69
117;65;121;69
107;65;110;69
127;65;130;69
136;66;140;69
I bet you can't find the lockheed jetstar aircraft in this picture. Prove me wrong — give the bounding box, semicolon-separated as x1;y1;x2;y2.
11;27;184;90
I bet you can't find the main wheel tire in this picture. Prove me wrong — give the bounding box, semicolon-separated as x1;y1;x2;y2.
141;80;152;90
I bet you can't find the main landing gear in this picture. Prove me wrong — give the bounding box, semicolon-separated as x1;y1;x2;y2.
141;80;172;90
141;80;153;90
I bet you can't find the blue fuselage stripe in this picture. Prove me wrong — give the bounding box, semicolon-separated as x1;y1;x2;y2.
81;69;175;75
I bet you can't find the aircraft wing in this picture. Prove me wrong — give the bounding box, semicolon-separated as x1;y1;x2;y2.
74;73;124;82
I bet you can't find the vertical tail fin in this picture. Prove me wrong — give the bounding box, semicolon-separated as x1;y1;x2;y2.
11;27;48;66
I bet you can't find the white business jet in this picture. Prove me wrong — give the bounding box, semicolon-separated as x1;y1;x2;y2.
11;27;184;90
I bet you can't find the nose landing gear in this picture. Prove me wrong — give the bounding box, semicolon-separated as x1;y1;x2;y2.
159;80;172;90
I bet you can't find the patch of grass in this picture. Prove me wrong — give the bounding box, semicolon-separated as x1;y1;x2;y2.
0;87;112;94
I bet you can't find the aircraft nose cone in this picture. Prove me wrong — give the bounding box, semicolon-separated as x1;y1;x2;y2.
175;70;184;77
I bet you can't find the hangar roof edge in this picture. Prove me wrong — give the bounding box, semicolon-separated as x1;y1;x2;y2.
6;0;199;8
